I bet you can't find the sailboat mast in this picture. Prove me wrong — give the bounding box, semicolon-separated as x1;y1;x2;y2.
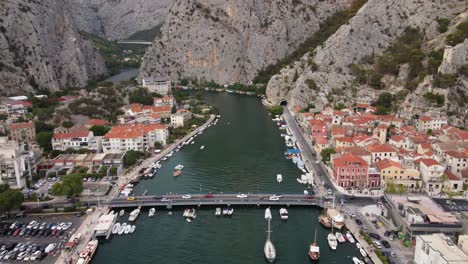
314;228;317;243
267;218;271;240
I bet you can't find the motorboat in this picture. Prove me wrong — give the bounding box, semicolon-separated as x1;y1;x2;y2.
304;190;309;195
78;240;98;262
118;223;127;235
346;233;356;243
227;208;234;216
174;164;184;170
265;207;272;220
301;174;308;184
327;233;337;250
183;208;190;217
336;232;346;243
149;208;156;217
124;224;131;235
188;208;197;219
129;208;140;222
279;208;288;220
277;174;282;183
186;218;192;223
173;170;182;177
264;219;276;263
222;208;229;215
215;208;221;216
109;210;115;215
353;257;364;264
112;223;120;234
308;228;320;261
130;225;136;234
360;248;367;257
200;146;205;150
356;243;362;250
296;178;303;184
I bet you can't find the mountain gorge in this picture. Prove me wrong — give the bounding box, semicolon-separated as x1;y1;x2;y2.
0;0;107;95
139;0;354;84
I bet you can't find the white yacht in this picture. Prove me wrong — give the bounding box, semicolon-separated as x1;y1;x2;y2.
118;223;126;235
346;233;356;243
360;248;367;257
264;219;276;263
265;207;272;220
215;208;221;216
119;210;125;216
227;208;234;215
279;208;288;220
200;145;205;150
148;208;156;217
352;257;364;264
124;225;131;235
222;208;229;215
336;232;346;243
130;225;136;234
277;174;282;183
174;164;184;170
327;233;337;250
111;223;120;234
129;208;141;222
356;243;362;250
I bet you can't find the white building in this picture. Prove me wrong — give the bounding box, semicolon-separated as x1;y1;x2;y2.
419;158;445;193
51;130;94;151
102;124;169;154
142;77;171;95
170;110;192;128
417;116;448;132
0;137;35;188
414;233;468;264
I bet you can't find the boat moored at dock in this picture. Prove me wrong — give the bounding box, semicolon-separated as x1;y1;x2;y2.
327;233;337;250
279;208;288;220
265;207;272;220
149;208;156;217
264;219;276;263
129;208;141;222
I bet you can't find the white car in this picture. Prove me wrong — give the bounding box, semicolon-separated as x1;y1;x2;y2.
161;198;171;202
327;189;333;195
269;195;280;201
372;240;382;249
182;195;192;199
236;194;248;198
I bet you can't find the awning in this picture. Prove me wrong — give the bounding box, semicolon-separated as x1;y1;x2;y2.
286;148;300;154
65;241;76;249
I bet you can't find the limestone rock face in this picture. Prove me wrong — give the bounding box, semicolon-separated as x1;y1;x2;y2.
266;0;467;107
0;0;107;95
439;39;468;75
65;0;174;40
139;0;353;84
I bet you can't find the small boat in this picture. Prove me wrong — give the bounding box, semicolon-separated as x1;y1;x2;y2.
346;233;356;243
119;210;125;216
353;257;364;264
356;243;362;250
191;141;195;145
124;224;131;235
327;233;337;250
336;232;346;243
308;228;320;261
142;189;148;196
168;211;173;216
265;207;272;220
264;219;276;263
279;208;288;220
200;146;205;150
112;223;120;234
277;174;282;183
186;218;192;223
173;170;182;177
174;164;184;170
109;210;115;215
129;208;140;222
188;208;197;219
222;208;229;215
227;208;234;216
360;248;367;257
296;178;303;184
130;225;136;234
215;208;221;216
183;208;190;217
149;208;156;217
304;190;309;195
118;223;127;235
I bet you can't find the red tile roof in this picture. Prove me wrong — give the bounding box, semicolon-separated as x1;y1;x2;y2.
367;143;396;153
333;153;368;167
316;137;328;144
390;135;406;142
420;158;440;167
86;119;109;126
339;146;370;156
420;116;432;122
9;122;34;130
444;150;468;159
375;159;403;170
104;124;167;139
444;170;460;181
52;130;90;139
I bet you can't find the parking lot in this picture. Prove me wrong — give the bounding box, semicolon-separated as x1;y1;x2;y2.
432;198;468;212
0;214;84;263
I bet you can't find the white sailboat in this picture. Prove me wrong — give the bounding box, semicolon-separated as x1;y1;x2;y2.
279;208;288;220
360;248;367;257
276;174;282;183
200;145;205;150
130;225;136;234
265;207;272;220
327;233;338;250
124;224;131;235
118;223;127;235
215;208;221;216
119;210;125;216
128;208;141;222
148;208;156;217
227;208;234;216
264;219;276;263
174;164;184;170
112;223;120;234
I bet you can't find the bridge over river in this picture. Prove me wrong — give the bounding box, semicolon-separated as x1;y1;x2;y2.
107;193;324;208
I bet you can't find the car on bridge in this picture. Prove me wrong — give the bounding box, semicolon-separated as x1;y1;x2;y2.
305;195;315;199
182;195;192;199
236;194;248;198
127;196;136;201
161;198;171;202
269;195;281;201
204;194;214;198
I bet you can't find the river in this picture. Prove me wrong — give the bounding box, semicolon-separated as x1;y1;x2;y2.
92;73;360;263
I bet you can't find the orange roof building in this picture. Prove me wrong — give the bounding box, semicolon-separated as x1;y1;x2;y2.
102;124;169;154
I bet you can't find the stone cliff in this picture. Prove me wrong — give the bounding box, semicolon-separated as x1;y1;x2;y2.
139;0;353;84
0;0;107;95
66;0;174;40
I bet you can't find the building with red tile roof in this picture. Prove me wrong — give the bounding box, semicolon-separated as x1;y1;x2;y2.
332;153;377;188
334;136;355;149
85;119;110;128
153;96;175;107
441;150;468;176
102;123;169;153
308;119;327;141
416;115;448;132
366;143;398;163
8;122;36;142
418;158;445;193
51;130;94;151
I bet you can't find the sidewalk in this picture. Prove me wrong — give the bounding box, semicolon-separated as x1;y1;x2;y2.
345;218;383;264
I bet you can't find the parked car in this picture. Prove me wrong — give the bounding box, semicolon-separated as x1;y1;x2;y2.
372;240;382;249
369;233;381;240
204;194;214;198
355;218;363;225
236;194;248;198
182;195;192;199
381;240;391;248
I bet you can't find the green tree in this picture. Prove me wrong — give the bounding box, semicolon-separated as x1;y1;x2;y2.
124;150;144;167
0;188;24;214
373;92;394;109
180;79;189;86
62;121;74;128
90;125;110;136
154;142;162;149
320;148;336;164
36;131;53;151
129;87;153;105
50;174;83;197
436;17;450;33
269;105;284;115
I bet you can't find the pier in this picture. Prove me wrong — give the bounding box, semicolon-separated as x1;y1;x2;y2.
107;194;322;208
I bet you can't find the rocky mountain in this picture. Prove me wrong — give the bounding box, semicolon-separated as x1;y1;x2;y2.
0;0;107;96
65;0;174;40
266;0;467;124
139;0;354;84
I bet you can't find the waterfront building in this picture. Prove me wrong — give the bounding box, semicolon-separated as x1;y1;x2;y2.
308;119;327;141
375;159;421;189
142;77;171;95
366;143;398;163
51;130;94;151
8;122;36;142
331;153;371;188
418;158;445;193
153;96;175;107
171;110;192;128
102;123;169;153
0;137;35;188
414;233;468;264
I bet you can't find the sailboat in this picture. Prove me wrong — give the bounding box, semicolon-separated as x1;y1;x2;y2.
327;221;338;250
265;207;272;220
308;228;320;261
276;174;282;183
264;219;276;263
148;208;156;217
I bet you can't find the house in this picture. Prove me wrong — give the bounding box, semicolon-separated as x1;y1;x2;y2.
102;123;169;154
0;137;35;188
8;122;36;142
418;158;445;193
416;116;448;132
441;150;467;175
124;104;172;119
372;124;387;144
366;143;398;163
332;153;371;188
308;119;327;141
51;130;94;151
0;98;32;117
142;77;171;95
338;146;372;165
170;110;192;128
414;234;468;264
153;96;175;107
389;135;413;151
375;159;421;189
315;137;329;154
443;170;463;192
334;137;355;149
